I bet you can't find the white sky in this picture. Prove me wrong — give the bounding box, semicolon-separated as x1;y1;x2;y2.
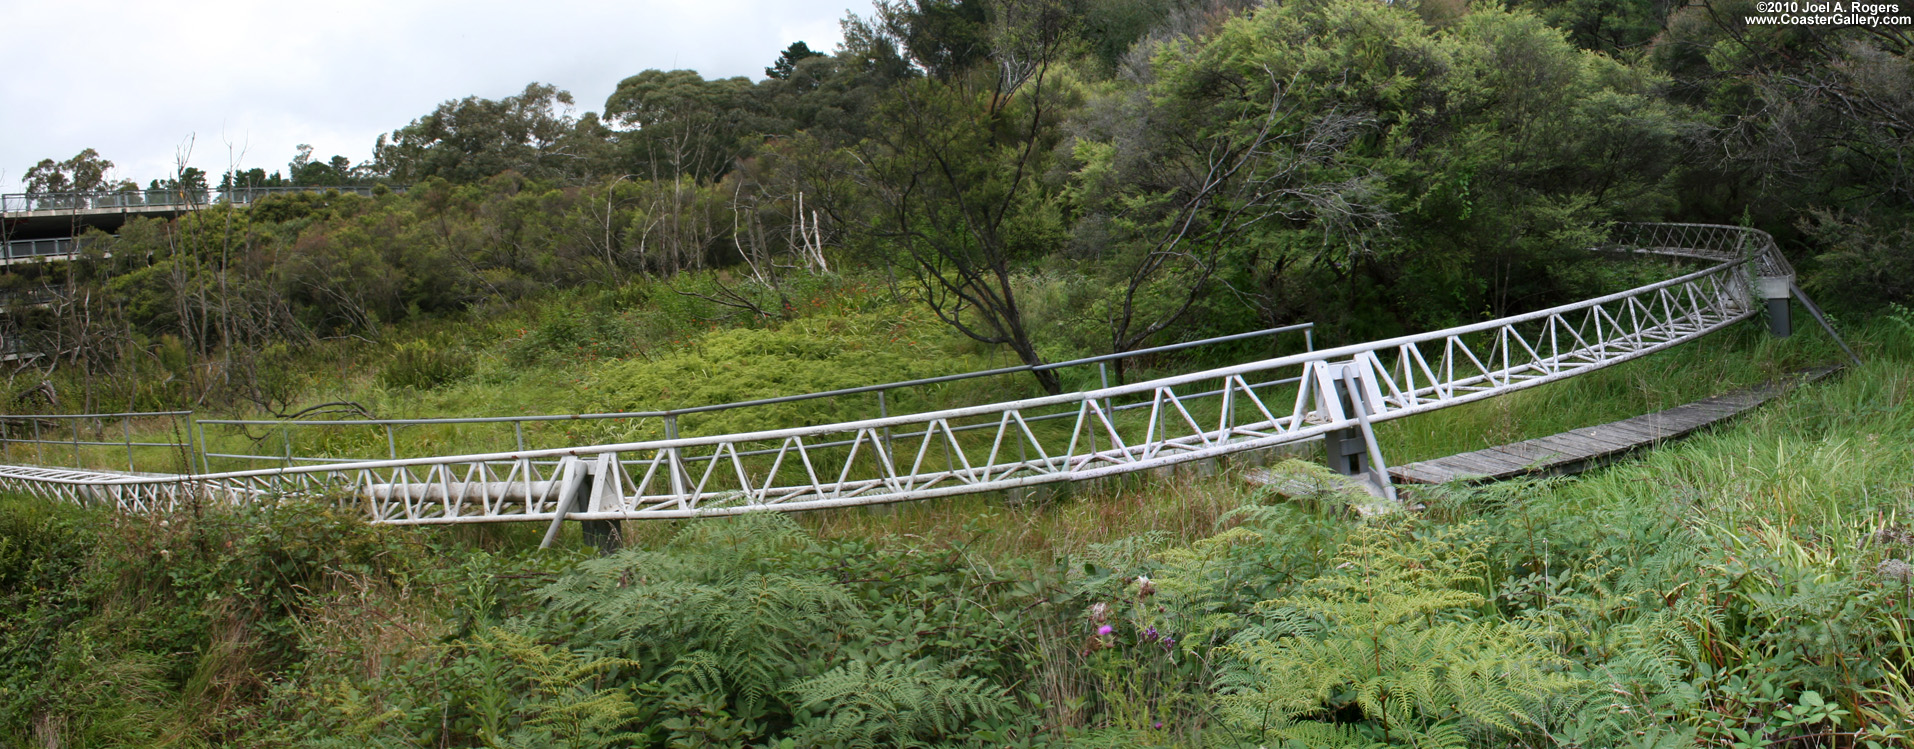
0;0;853;192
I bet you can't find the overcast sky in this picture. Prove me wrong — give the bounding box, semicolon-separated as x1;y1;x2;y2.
0;0;854;193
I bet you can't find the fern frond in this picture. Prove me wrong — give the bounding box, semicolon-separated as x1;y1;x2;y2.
789;659;1011;746
1217;521;1588;740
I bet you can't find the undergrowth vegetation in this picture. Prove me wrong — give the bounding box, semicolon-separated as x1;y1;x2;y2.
1;321;1908;747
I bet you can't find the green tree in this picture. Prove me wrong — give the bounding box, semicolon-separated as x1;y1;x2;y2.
372;82;612;183
219;167;287;192
858;0;1078;394
765;41;828;80
851;0;995;80
1657;1;1914;304
1066;25;1387;379
287;145;369;185
1150;0;1686;336
147;167;209;194
23;149;118;194
603;69;760;182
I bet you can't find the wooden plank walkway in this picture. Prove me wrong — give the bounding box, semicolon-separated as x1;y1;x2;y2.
1388;366;1842;485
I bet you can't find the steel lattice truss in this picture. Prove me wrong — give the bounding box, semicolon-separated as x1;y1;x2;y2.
0;224;1781;523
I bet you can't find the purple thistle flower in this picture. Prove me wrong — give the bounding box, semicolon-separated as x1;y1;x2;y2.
1162;637;1176;650
1097;625;1114;636
1153;722;1164;729
1143;627;1158;641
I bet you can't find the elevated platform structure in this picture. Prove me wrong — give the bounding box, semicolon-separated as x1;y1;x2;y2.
0;186;382;241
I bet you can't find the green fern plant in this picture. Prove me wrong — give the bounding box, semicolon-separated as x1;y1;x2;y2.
786;659;1011;747
532;513;1029;746
539;514;859;721
1215;522;1586;746
461;628;647;748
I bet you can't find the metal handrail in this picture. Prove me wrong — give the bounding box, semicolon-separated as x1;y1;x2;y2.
197;373;1312;468
193;322;1313;469
199;323;1314;427
0;411;196;475
0;185;393;213
2;237;85;261
0;410;194;420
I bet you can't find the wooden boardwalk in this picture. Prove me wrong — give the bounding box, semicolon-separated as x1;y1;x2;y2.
1388;366;1841;485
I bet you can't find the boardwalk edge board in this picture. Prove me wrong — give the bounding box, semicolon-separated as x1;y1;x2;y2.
1390;365;1842;486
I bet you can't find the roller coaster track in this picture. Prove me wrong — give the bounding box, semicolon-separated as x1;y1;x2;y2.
0;224;1815;523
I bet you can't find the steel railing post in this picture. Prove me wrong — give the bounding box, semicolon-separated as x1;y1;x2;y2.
1098;362;1113;423
196;419;211;475
179;414;196;475
72;420;80;467
664;413;686;502
386;425;398;460
877;390;891;460
125;417;134;473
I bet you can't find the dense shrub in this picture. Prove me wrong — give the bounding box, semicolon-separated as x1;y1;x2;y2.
509;304;641;365
0;497;430;746
377;340;475;390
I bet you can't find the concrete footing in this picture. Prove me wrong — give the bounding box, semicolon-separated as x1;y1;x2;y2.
1759;275;1794;338
581;519;619;555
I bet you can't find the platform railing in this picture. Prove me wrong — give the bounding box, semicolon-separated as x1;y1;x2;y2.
1;185;387;213
189;323;1316;470
0;411;196;476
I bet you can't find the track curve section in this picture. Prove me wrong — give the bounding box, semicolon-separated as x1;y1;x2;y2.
0;223;1785;522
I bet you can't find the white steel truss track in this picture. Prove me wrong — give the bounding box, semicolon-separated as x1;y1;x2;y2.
0;224;1789;523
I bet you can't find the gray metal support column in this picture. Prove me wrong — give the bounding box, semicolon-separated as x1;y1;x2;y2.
1327;421;1368;476
579;454;620;554
539;457;618;554
1790;282;1863;367
540;457;585;550
1321;362;1398;502
1325;367;1368;476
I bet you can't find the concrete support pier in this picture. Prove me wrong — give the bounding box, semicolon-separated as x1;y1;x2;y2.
1759;275;1794;338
